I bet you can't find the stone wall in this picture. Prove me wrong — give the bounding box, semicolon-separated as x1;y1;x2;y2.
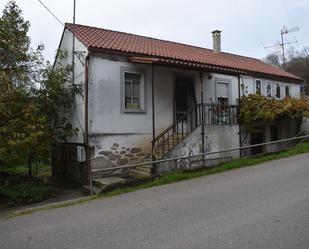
90;138;151;178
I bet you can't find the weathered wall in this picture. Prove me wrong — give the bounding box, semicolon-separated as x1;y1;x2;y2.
301;118;309;134
57;29;87;144
157;125;240;174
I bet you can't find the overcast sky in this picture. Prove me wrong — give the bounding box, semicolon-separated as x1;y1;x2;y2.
2;0;309;62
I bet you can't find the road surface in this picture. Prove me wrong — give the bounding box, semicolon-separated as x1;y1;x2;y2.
1;153;309;249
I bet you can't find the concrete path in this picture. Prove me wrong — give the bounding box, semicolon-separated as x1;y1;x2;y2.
1;154;309;249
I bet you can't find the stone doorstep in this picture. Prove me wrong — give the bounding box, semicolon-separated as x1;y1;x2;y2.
92;176;130;194
128;169;151;179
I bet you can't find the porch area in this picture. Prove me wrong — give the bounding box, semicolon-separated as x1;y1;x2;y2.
152;103;239;159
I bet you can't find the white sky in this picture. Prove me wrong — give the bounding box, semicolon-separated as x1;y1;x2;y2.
2;0;309;62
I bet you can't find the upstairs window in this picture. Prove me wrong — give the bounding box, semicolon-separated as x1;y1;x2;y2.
122;70;146;113
285;84;290;97
255;80;262;95
216;82;229;105
275;83;281;99
266;82;272;98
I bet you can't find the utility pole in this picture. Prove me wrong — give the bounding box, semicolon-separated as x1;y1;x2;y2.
72;0;76;85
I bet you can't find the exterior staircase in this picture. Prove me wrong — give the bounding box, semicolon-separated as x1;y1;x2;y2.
152;103;239;160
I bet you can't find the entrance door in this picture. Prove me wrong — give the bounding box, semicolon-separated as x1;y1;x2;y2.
174;77;196;129
250;127;264;155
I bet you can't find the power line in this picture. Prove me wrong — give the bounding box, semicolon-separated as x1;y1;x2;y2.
37;0;64;26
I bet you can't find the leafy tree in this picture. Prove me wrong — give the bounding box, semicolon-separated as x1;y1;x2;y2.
0;1;77;176
263;53;281;68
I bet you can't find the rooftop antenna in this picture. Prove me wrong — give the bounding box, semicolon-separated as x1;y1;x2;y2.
280;26;299;68
261;26;299;68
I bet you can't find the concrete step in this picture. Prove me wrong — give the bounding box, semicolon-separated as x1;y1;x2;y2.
129;166;152;179
92;176;129;194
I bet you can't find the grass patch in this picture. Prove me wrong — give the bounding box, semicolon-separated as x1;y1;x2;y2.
0;179;57;206
105;142;309;197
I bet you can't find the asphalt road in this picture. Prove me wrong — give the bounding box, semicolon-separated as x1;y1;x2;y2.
1;154;309;249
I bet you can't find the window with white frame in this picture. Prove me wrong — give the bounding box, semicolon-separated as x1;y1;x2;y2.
265;81;272;98
122;70;145;112
255;79;262;95
285;84;290;98
216;82;229;106
275;83;281;99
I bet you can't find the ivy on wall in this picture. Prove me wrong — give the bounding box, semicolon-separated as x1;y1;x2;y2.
239;94;309;129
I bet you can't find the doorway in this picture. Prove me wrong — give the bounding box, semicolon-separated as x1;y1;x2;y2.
250;127;264;155
174;76;196;121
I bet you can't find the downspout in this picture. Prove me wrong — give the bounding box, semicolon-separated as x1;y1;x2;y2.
238;74;242;157
200;71;205;160
151;63;156;176
84;53;92;194
72;0;76;85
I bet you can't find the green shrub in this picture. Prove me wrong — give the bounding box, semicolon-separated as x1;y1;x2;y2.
0;180;57;206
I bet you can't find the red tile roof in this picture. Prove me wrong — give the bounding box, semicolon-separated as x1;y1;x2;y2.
65;23;301;81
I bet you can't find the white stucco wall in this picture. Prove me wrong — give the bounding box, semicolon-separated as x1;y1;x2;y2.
240;75;301;98
57;29;87;144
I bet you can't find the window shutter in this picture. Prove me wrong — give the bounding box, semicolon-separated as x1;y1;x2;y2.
217;83;229;98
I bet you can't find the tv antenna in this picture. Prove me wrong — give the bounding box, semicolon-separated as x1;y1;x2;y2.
281;26;299;67
261;25;299;68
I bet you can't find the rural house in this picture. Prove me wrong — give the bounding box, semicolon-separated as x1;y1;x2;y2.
52;23;302;184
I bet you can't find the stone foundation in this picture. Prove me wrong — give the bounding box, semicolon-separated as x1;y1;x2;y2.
91;142;151;178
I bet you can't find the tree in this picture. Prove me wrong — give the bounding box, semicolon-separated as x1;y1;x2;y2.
263;53;281;68
0;1;77;176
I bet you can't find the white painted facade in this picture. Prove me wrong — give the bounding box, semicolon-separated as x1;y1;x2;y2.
57;29;302;171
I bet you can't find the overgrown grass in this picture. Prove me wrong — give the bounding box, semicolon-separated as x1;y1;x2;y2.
0;162;54;206
0;162;50;176
105;142;309;197
0;179;57;206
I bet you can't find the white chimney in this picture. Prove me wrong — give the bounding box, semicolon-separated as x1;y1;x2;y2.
212;30;222;52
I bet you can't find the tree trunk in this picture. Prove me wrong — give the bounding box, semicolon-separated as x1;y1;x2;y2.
28;156;32;177
35;156;38;175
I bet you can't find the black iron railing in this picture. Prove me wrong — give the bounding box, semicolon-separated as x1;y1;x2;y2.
151;103;239;159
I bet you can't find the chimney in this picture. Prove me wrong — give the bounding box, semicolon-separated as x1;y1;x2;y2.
212;30;222;52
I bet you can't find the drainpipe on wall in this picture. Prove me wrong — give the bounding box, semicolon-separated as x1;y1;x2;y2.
84;53;92;194
151;63;156;176
238;74;242;157
200;71;205;162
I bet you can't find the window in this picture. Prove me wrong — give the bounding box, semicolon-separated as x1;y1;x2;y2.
218;97;228;106
255;80;262;95
285;84;290;97
216;82;229;104
275;83;281;99
125;72;141;109
122;70;145;112
266;82;272;98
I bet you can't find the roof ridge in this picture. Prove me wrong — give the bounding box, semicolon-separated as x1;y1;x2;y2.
64;23;302;81
66;23;267;63
65;22;213;51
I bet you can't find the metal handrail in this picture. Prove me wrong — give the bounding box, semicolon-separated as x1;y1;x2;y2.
151;105;199;144
151;103;239;159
